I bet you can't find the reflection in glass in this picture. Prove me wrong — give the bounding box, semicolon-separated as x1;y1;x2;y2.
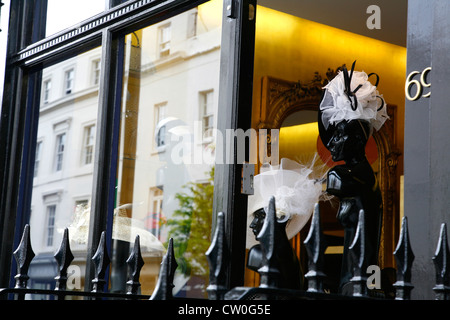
28;47;101;298
45;0;105;37
112;0;223;298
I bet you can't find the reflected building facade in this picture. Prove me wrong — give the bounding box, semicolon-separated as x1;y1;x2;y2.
27;4;221;298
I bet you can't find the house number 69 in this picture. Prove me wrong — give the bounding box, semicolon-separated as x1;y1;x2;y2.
405;67;431;101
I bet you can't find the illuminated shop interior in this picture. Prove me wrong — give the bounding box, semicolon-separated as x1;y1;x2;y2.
245;1;407;291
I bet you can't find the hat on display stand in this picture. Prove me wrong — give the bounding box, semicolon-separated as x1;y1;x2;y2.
246;158;323;249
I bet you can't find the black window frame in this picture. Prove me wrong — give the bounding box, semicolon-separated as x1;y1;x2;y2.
0;0;256;294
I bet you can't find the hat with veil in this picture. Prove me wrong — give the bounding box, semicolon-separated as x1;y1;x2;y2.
246;158;323;249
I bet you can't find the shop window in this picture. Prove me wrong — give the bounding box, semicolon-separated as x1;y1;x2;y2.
112;2;222;297
245;2;406;290
1;0;257;296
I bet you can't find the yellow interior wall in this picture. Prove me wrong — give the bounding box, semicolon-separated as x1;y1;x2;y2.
252;5;406;173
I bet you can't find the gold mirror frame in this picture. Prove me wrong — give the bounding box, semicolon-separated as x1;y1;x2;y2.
256;74;401;269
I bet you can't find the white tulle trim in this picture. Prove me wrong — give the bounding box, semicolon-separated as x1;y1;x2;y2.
320;70;388;132
246;158;323;248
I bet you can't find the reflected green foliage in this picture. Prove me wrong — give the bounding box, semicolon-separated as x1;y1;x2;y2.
166;167;214;279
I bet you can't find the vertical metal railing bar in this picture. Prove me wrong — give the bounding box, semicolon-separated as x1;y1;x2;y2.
432;223;450;300
53;227;74;300
206;211;229;300
303;203;327;293
392;216;415;300
12;224;35;300
90;231;111;297
348;210;369;297
125;235;145;295
7;225;154;300
149;238;178;300
5;202;450;301
0;288;152;300
256;196;281;288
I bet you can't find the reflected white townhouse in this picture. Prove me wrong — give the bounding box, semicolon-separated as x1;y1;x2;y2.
28;4;221;297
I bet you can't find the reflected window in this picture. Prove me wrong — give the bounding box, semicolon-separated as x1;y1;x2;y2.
43;79;51;104
54;133;66;172
45;205;56;247
92;59;101;86
187;9;198;38
200;90;214;139
148;187;164;239
34;141;42;177
64;68;74;95
82;124;95;165
154;102;167;148
156;125;166;148
75;199;89;211
158;23;171;57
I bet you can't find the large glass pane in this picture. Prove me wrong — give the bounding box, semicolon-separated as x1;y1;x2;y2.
111;0;223;298
246;2;407;293
46;0;106;37
28;47;101;298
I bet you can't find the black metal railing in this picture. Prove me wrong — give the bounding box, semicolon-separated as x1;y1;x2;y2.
209;197;450;300
0;224;171;300
1;196;449;300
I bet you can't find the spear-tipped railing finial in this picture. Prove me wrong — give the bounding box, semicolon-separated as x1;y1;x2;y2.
91;231;110;293
54;227;74;292
126;235;145;295
13;224;35;290
150;238;178;300
304;203;327;293
393;216;415;300
206;212;228;300
348;210;368;297
432;223;450;300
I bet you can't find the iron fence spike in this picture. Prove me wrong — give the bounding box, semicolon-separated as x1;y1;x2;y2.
393;216;414;300
256;196;281;288
126;235;145;295
304;203;326;293
432;223;450;300
150;238;178;300
206;211;228;299
54;227;74;291
91;231;110;293
348;209;368;297
13;224;35;290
